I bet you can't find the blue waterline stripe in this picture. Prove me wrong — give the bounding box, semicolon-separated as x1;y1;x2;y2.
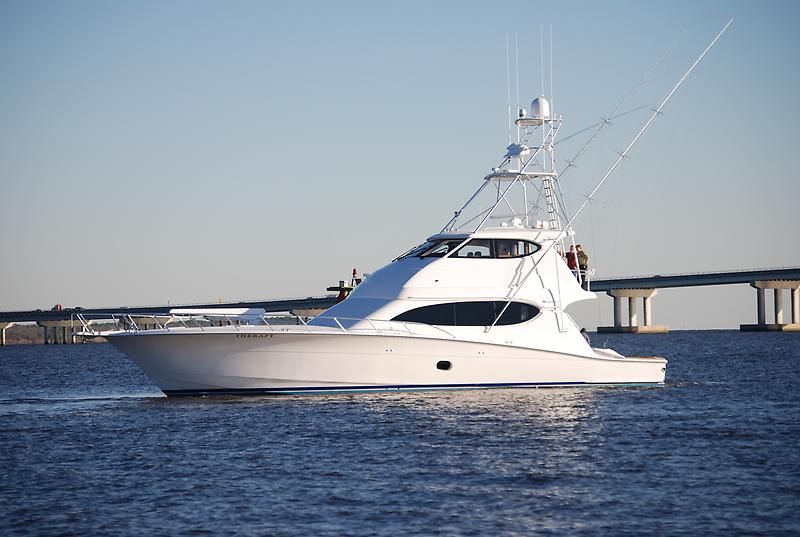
163;381;662;397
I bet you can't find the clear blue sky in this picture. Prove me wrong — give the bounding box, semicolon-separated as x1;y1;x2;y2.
1;0;798;329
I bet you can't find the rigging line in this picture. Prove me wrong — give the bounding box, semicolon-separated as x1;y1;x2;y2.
441;180;491;232
555;47;670;230
445;127;544;232
477;177;521;230
501;188;517;215
587;202;604;323
553;247;565;331
486;19;734;333
556;104;652;145
559;47;670;182
552;176;573;224
450;206;494;231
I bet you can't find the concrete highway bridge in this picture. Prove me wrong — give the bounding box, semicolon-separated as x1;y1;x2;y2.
589;267;800;333
1;267;798;344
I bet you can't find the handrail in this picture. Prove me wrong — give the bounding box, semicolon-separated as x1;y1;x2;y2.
72;311;460;340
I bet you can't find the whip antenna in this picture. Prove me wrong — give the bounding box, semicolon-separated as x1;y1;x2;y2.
515;33;520;143
506;33;512;145
549;25;554;114
540;24;545;96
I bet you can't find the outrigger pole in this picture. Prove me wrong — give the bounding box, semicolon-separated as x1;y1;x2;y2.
487;18;734;333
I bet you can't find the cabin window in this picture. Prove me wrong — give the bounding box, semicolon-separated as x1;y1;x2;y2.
493;239;540;258
451;239;491;258
392;301;539;326
451;239;541;259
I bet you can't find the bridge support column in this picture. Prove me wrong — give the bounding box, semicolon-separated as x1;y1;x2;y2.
0;322;11;346
598;289;668;334
612;297;623;328
38;320;79;344
775;289;784;324
741;280;800;331
628;297;638;326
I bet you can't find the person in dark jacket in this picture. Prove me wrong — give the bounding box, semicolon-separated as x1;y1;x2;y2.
566;245;578;276
576;244;589;288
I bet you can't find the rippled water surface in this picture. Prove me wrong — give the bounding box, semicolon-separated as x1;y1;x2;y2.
2;332;799;536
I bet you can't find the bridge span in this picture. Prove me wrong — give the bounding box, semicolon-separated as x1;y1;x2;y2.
0;267;798;344
591;267;800;333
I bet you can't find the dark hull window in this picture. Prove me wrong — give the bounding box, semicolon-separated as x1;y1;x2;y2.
393;301;539;326
395;302;454;325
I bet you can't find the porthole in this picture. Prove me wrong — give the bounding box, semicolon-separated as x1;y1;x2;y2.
436;361;452;371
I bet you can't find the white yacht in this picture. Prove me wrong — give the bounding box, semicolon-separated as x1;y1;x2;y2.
87;88;669;396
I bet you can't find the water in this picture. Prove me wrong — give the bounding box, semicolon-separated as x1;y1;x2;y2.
1;332;799;536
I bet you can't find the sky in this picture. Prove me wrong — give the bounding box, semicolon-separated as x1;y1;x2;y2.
1;0;798;329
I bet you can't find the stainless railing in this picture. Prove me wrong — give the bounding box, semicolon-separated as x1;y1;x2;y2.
75;313;458;339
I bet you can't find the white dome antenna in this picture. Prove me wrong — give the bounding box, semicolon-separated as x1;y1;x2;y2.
517;97;551;127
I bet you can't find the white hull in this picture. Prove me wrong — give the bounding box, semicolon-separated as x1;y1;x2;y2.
108;327;667;396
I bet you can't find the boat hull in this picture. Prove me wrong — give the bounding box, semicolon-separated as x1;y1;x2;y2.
108;329;667;396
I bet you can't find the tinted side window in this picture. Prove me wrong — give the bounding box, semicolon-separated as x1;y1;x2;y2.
393;303;455;325
392;301;539;326
495;301;539;325
454;301;495;324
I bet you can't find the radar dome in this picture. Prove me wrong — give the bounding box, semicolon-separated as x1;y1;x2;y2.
530;97;551;122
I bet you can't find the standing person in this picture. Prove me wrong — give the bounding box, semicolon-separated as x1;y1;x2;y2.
577;244;589;288
566;245;578;277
